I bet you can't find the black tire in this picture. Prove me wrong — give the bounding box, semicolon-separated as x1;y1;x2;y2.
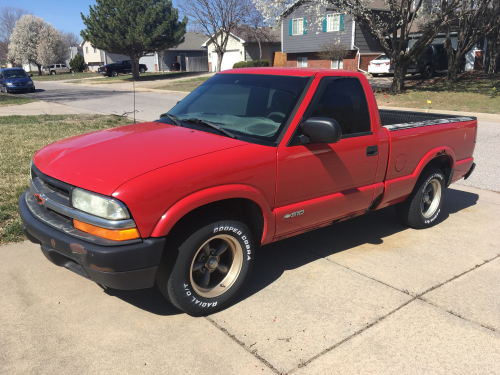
156;216;255;316
371;73;379;77
422;65;434;79
140;67;145;73
112;70;118;77
50;70;56;75
396;167;446;229
30;87;35;93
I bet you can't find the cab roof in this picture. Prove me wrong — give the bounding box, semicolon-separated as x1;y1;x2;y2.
219;67;366;79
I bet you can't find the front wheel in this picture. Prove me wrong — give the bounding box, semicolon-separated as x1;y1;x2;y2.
371;73;379;77
396;167;446;229
156;216;255;316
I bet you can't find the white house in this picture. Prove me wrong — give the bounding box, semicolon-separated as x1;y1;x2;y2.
81;41;157;72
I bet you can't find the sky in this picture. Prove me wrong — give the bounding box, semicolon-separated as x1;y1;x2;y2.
0;0;184;40
0;0;99;39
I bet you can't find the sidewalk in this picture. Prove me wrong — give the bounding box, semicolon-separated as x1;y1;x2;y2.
1;185;499;374
0;101;102;116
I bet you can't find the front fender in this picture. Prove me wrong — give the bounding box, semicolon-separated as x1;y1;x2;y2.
150;184;275;245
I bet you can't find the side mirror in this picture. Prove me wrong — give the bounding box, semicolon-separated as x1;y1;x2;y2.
297;117;342;144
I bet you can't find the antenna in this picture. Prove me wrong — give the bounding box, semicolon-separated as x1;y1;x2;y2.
133;74;136;124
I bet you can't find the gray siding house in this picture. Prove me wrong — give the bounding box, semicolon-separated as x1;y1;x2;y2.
282;1;386;71
158;32;208;71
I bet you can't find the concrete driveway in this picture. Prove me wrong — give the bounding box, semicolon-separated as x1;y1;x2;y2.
1;184;499;374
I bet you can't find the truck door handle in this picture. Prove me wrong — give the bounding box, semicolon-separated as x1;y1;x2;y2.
366;146;378;156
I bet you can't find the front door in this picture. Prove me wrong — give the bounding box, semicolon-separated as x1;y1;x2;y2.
275;77;380;236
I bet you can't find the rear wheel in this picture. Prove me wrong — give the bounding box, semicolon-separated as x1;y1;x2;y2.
422;65;434;79
140;67;145;73
112;70;118;77
156;216;255;316
396;167;446;229
50;70;56;75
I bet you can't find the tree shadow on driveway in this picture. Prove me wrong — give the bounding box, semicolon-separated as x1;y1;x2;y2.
103;187;478;316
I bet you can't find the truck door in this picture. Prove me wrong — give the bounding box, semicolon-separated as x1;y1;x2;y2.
436;45;448;70
275;77;380;236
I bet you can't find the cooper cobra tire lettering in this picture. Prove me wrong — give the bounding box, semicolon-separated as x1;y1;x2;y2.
157;216;255;316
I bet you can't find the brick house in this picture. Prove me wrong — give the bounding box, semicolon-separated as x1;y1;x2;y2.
282;0;388;71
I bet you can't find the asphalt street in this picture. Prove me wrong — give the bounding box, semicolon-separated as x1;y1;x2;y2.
21;81;188;122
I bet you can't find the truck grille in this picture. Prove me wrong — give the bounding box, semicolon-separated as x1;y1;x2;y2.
45;182;70;198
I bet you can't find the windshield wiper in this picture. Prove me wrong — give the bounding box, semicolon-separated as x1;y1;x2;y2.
181;118;236;139
160;113;182;127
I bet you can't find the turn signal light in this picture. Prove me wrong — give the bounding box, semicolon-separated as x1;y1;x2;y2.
73;219;140;241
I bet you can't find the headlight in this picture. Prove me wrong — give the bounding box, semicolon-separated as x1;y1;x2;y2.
6;82;13;86
27;81;33;85
72;188;130;220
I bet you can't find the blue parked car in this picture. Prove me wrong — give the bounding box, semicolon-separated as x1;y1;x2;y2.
0;68;36;94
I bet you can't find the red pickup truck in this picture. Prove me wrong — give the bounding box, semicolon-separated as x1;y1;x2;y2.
20;68;476;316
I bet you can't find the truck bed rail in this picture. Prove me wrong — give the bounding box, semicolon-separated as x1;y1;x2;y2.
380;109;475;131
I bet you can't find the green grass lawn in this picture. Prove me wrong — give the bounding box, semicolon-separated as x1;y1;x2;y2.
375;71;500;114
31;72;101;81
67;71;206;85
0;92;37;107
0;114;132;244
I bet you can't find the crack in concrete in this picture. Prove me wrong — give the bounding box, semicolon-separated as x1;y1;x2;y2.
205;317;281;374
284;247;500;373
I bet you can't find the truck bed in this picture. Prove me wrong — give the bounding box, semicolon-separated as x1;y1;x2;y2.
379;109;475;131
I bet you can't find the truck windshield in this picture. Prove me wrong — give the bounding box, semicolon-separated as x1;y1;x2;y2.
168;74;310;142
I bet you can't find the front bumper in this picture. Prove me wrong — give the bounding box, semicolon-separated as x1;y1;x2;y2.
6;86;32;93
19;191;166;290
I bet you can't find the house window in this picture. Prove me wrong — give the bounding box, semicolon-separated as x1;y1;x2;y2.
327;14;341;32
86;47;88;54
297;56;308;68
331;59;343;69
292;18;304;35
94;48;97;53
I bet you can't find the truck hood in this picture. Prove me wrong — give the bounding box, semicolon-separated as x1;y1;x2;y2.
33;122;246;195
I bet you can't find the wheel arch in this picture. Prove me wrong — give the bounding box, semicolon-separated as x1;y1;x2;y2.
379;146;456;209
151;184;275;245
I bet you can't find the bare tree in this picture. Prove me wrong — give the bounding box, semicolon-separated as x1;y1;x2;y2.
443;0;500;82
180;0;252;71
318;39;350;64
255;0;462;93
245;6;280;63
484;1;500;74
0;6;30;63
60;31;81;49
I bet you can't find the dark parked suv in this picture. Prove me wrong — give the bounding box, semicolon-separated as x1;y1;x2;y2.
98;60;148;77
409;44;449;79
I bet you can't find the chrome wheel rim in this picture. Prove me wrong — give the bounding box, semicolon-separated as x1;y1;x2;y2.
421;179;441;218
190;234;243;298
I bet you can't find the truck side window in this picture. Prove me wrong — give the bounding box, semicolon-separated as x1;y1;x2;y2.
307;77;371;136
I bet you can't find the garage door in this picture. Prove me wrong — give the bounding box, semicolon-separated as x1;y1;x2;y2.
212;50;241;72
139;54;156;72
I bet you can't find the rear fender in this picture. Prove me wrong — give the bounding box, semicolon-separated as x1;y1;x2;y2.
150;184;275;245
378;146;456;209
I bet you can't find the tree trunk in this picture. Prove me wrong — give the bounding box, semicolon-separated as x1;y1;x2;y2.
444;27;457;82
130;56;140;80
36;64;42;75
257;38;262;64
217;51;224;72
390;63;407;93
